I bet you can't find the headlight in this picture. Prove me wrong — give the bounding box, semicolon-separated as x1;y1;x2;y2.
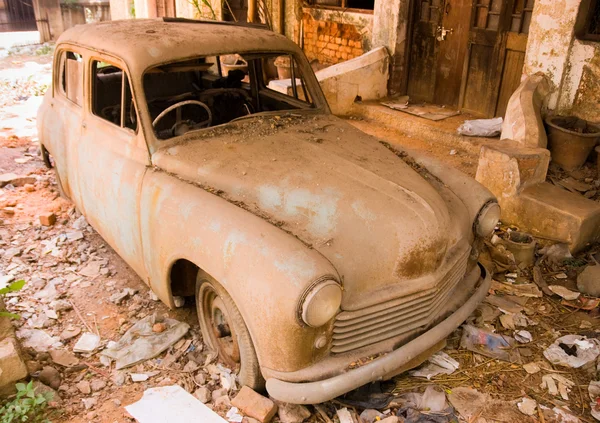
474;201;501;238
300;279;342;328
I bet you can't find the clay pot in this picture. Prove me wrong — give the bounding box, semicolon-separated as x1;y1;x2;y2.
546;116;600;171
503;231;536;267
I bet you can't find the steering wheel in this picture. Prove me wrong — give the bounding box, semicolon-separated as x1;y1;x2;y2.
152;100;213;136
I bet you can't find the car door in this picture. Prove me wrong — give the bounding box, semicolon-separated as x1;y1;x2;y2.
76;54;150;279
40;48;86;207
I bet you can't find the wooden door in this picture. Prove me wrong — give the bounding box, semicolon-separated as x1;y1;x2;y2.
408;0;473;107
459;0;534;116
407;0;443;103
433;0;472;107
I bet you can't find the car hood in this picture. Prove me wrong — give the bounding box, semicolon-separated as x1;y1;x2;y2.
152;114;472;310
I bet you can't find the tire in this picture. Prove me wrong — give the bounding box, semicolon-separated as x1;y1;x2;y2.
196;275;265;390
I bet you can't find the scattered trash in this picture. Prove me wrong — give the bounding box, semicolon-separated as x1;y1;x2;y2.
409;351;459;380
460;324;521;363
517;397;537;416
101;314;189;369
225;407;243;423
397;385;458;422
541;374;574;400
561;296;600;310
457;117;503;137
73;332;101;353
125;385;227;422
539;243;572;266
588;381;600;420
130;371;160;382
523;362;541;374
491;280;542;298
448;387;523;422
544;335;600;368
514;330;532;343
532;265;554;296
548;285;580;300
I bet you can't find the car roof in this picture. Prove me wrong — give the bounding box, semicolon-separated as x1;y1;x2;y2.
57;18;301;74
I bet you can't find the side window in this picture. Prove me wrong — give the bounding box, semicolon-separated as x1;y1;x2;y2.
59;50;83;106
262;55;313;105
91;60;137;131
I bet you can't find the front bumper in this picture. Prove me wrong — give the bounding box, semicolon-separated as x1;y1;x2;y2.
266;263;491;404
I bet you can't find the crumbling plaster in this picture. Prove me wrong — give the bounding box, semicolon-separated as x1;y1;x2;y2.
524;0;600;123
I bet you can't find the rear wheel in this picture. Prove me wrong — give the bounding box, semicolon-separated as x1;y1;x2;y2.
196;275;265;390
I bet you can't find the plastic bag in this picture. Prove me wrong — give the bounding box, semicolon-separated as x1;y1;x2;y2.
457;117;503;137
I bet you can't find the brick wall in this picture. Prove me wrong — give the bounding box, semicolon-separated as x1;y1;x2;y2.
303;13;365;65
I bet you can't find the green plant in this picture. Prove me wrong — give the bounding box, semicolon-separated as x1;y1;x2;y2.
0;381;51;423
0;280;25;319
189;0;217;20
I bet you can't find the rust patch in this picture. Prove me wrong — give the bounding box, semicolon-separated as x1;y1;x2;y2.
395;237;446;279
379;141;445;186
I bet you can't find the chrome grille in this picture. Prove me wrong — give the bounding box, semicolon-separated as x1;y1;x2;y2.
331;249;469;354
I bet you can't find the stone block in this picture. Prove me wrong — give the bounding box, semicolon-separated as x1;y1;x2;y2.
502;183;600;253
475;142;550;198
501;73;550;149
0;337;28;396
231;386;277;423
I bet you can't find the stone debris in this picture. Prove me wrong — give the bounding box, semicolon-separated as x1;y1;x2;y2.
39;212;56;226
49;349;79;367
73;332;101;353
517;397;537;416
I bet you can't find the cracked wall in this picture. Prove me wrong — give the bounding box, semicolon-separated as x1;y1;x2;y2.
524;0;600;123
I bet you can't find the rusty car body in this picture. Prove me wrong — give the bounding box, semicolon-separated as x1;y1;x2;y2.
37;19;498;404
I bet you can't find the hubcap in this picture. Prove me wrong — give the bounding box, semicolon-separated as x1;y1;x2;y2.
200;284;241;370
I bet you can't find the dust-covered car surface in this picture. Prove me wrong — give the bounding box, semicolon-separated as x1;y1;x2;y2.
37;18;500;404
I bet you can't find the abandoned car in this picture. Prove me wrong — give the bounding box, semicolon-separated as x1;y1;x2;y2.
37;19;499;404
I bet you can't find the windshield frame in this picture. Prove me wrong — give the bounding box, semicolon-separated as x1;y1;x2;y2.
139;50;330;150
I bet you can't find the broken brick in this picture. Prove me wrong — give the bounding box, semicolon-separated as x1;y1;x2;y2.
39;212;56;226
231;386;277;423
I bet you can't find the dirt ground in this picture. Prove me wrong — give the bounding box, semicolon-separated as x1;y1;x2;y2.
1;46;600;423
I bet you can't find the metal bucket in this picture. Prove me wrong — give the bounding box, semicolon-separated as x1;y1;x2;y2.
546;116;600;171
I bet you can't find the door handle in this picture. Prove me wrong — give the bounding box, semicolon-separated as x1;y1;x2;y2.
436;26;454;41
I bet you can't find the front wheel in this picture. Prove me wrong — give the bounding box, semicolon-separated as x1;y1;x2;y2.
196;276;265;390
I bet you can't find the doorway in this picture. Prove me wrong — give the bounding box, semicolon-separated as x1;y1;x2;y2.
407;0;535;117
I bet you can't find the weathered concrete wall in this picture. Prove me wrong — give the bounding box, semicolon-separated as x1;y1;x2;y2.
371;0;410;95
524;0;600;123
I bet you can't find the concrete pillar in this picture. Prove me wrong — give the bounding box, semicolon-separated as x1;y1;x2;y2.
32;0;64;41
523;0;581;110
371;0;410;95
109;0;131;19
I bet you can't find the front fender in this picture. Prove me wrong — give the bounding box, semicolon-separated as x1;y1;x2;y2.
409;150;497;225
139;168;339;372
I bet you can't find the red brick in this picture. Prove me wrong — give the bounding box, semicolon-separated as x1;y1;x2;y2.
231;387;277;423
352;47;363;55
39;212;56;226
341;38;348;46
327;43;339;50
